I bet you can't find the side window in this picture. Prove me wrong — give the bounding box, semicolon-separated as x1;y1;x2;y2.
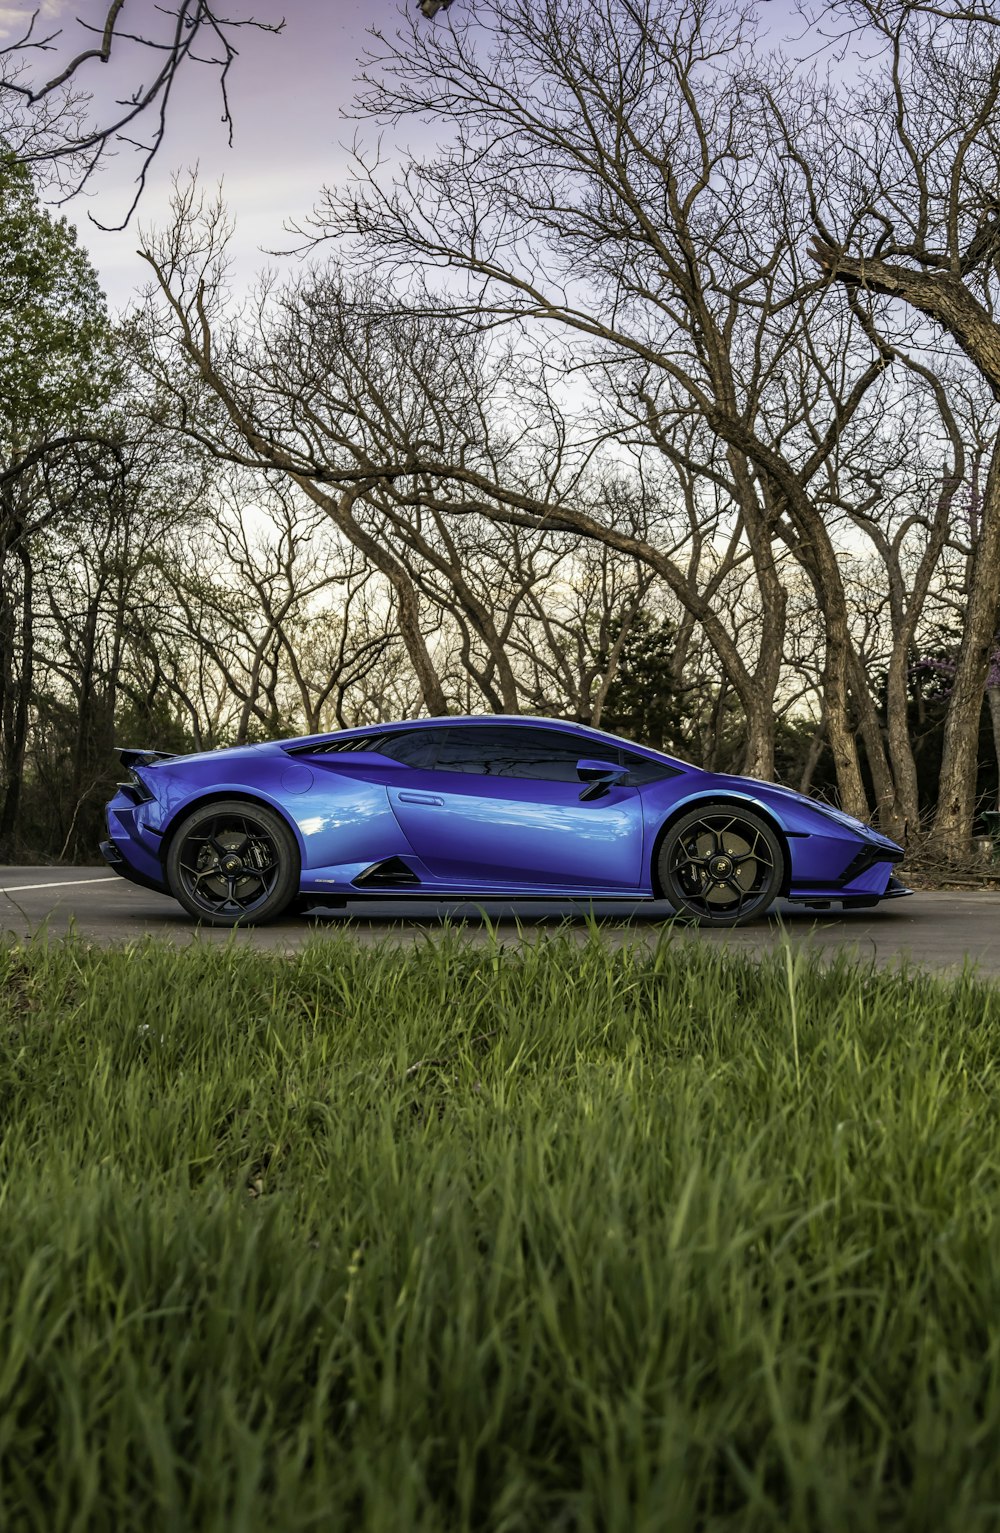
508;728;596;782
375;728;441;769
433;726;523;775
434;725;594;782
620;748;680;785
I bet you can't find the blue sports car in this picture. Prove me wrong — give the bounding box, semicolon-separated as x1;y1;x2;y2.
100;715;910;927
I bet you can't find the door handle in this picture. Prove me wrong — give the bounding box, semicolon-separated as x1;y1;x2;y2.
397;791;444;806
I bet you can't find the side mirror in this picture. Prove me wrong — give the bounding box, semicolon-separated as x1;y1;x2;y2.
576;757;628;800
577;757;627;782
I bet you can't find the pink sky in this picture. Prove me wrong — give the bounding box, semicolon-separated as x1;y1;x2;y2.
1;0;812;311
1;0;413;309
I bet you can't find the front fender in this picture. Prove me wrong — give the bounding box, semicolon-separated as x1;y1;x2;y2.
640;781;872;892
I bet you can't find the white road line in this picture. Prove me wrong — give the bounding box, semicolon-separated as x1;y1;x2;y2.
0;876;118;894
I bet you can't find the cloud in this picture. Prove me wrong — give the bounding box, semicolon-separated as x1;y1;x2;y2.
0;1;67;43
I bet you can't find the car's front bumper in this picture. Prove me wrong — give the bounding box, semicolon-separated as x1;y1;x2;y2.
787;865;911;910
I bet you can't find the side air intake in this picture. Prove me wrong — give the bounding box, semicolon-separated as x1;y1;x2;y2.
352;856;421;888
836;843;903;886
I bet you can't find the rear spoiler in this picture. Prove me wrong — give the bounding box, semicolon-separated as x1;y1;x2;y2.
116;747;178;770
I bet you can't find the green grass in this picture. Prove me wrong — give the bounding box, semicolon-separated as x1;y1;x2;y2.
2;923;1000;1531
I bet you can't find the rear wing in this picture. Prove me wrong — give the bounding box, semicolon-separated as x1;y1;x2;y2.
116;747;178;770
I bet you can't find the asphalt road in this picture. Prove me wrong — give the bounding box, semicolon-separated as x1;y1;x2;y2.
1;865;999;978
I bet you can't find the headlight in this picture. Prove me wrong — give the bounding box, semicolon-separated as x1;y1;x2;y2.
813;802;875;836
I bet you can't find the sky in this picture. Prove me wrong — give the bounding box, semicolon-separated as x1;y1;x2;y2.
0;0;812;313
1;0;426;311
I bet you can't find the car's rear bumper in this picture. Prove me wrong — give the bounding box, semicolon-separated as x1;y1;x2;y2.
100;790;170;895
99;838;169;893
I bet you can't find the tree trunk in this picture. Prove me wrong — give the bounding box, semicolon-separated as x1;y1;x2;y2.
0;543;32;857
849;648;909;843
725;448;786;784
798;716;826;796
883;646;921;842
933;443;1000;856
742;692;776;782
988;686;1000;814
822;634;869;819
786;531;868;818
738;587;783;782
877;461;960;847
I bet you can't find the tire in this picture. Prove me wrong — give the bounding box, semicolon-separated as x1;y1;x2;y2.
657;804;785;927
165;799;300;927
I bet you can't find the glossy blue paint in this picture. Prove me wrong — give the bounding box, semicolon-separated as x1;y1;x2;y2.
101;715;909;916
386;775;643;888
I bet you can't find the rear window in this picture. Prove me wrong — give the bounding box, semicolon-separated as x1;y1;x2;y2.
289;732;387;755
373;730;440;769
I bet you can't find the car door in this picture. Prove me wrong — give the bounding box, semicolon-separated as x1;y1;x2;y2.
385;723;644;891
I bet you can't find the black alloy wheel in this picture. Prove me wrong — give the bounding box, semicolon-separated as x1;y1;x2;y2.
658;804;785;927
165;799;300;926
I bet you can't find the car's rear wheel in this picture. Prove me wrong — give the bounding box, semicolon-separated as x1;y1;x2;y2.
166;800;299;926
658;804;785;927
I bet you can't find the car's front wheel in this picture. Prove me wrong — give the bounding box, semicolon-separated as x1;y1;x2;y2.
657;804;785;927
165;800;300;926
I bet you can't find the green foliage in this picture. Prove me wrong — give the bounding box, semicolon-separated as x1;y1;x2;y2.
773;714;836;797
3;930;1000;1530
112;693;200;758
0;151;118;443
601;610;691;754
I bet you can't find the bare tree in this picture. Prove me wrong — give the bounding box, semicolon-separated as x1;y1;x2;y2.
1;2;283;223
291;0;932;814
152;473;407;742
785;0;1000;852
134;187;465;714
